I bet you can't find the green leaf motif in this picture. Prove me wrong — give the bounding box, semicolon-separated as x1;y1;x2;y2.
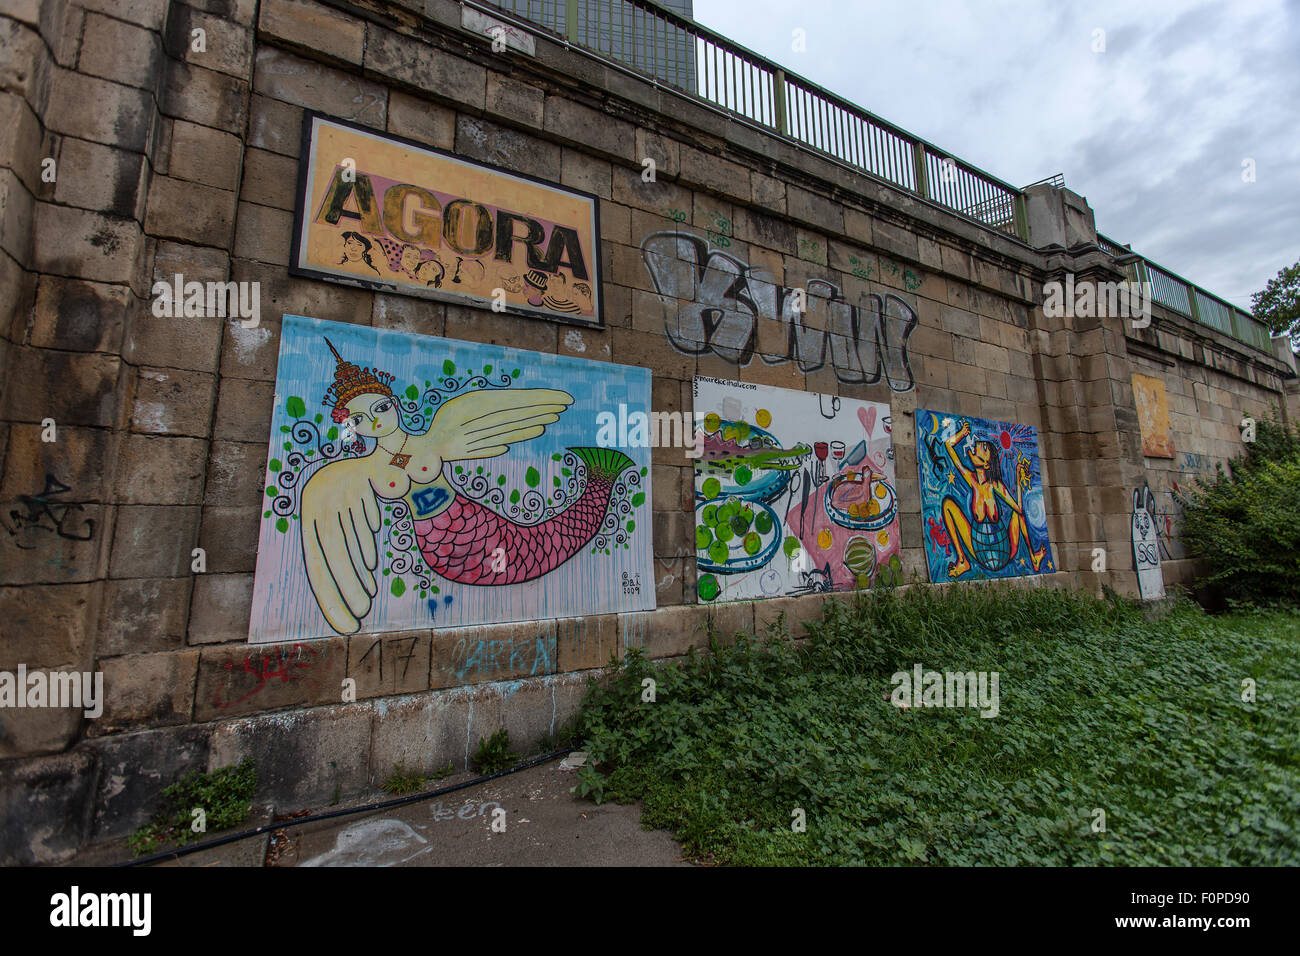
286;396;306;418
391;577;406;598
526;467;540;488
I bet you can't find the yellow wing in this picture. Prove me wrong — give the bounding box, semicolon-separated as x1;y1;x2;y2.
416;387;574;462
300;456;382;635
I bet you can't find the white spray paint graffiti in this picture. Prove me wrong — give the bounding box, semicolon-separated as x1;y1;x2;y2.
1131;485;1164;600
641;233;918;391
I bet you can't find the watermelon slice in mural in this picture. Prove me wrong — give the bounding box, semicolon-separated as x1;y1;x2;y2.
915;409;1055;582
692;376;902;603
248;314;653;642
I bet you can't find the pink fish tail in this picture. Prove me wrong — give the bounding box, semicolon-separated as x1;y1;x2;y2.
413;447;635;586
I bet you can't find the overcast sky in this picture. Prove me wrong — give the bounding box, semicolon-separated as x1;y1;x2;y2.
692;0;1299;311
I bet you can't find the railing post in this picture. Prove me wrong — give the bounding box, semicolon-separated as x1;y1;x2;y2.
772;68;787;135
1013;193;1028;242
565;0;579;44
911;141;928;199
1186;283;1202;324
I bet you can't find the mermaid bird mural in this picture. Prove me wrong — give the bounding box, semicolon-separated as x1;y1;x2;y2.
916;409;1054;582
248;315;653;643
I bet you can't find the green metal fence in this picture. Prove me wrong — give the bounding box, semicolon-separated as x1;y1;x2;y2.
475;1;1277;358
480;0;1027;240
1099;233;1276;356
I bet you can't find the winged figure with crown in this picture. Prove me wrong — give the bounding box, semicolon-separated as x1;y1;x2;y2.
300;339;634;635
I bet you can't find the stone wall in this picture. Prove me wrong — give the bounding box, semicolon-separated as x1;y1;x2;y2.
0;0;1292;862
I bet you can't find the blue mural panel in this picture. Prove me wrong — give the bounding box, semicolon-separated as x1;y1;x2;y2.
915;409;1055;582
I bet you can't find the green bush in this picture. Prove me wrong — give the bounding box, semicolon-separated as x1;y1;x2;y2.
128;758;257;856
1180;418;1300;606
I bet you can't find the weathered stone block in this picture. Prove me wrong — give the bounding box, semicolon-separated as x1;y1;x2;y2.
231;199;292;263
91;649;199;734
0;582;95;670
1;345;121;426
86;723;211;842
165;5;254;81
213;376;273;443
48;136;147;220
33;204;144;285
345;631;432;698
197;504;259;573
430;619;558;689
113;435;208;504
195;637;347;721
386;87;454;149
186;572;253;646
485;71;543;128
78;11;161;89
238;146;297;209
130;366;217;437
162;60;249;135
206;697;369;808
144;175;238;248
253;41;382;120
168;119;243;191
0;749;96;863
99;576;194;656
46;67;154;151
108;505;201;578
364;24;485;111
258;0;365;66
247;92;303;157
618;603;707;659
556;613;619;671
455;114;560;181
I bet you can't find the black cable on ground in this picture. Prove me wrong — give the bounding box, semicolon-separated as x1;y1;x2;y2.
119;746;576;868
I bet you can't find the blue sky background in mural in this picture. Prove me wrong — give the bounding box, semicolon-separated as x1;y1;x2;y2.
248;314;654;643
915;409;1055;583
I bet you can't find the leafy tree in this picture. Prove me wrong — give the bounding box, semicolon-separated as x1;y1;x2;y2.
1250;259;1300;343
1180;418;1300;606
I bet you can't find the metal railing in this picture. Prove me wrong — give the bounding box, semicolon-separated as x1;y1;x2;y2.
481;0;1027;240
1099;233;1275;355
474;1;1278;358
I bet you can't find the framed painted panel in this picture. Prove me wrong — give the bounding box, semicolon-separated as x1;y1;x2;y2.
248;315;652;643
916;409;1056;582
692;376;903;603
290;112;603;328
1131;373;1175;459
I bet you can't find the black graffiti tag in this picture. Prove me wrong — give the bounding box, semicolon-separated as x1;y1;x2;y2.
3;474;95;549
641;233;918;391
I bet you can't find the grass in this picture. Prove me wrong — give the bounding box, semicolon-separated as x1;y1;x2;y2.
381;761;455;796
573;584;1300;865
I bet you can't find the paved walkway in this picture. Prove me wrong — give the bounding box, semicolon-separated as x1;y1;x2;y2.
135;759;690;867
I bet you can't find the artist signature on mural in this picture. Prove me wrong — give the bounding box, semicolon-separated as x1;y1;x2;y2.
2;474;95;548
621;571;642;596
